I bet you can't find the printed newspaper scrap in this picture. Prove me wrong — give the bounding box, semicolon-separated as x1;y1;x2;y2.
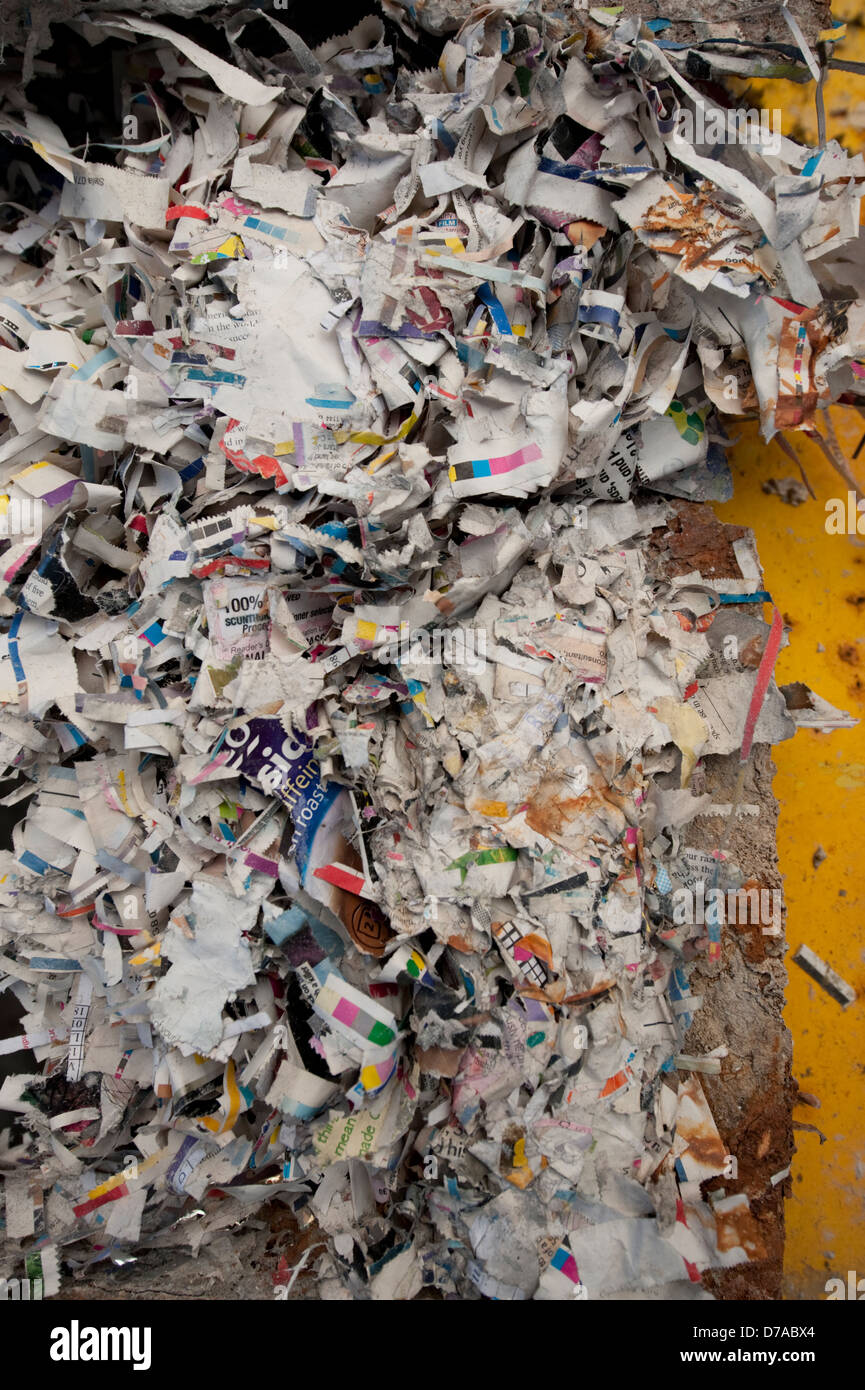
0;3;859;1300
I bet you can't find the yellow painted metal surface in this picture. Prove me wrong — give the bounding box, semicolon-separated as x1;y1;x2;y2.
715;414;865;1299
716;2;865;1300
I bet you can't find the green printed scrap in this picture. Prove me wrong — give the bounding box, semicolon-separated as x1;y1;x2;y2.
368;1020;395;1046
446;845;518;884
666;400;706;446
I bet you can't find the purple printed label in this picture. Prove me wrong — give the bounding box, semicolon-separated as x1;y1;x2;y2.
219;717;339;872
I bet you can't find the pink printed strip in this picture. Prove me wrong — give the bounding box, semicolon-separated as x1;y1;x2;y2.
740;605;784;762
2;542;38;582
93;917;142;936
485;442;542;475
189;749;231;783
219;195;255;216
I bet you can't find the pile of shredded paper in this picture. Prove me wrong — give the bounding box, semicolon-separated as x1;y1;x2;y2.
0;5;861;1299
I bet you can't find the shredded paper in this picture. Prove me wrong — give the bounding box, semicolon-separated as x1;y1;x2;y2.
0;4;860;1300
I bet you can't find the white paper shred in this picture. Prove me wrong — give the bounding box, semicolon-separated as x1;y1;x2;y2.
0;1;858;1302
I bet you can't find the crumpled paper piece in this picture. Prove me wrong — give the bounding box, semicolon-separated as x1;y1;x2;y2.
0;4;858;1300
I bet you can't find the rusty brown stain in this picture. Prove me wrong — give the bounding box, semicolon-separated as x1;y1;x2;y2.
641;190;766;280
715;1202;768;1260
684;1131;728;1168
650;501;749;580
781;680;813;709
740;635;766;668
525;792;586;840
525;771;626;846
